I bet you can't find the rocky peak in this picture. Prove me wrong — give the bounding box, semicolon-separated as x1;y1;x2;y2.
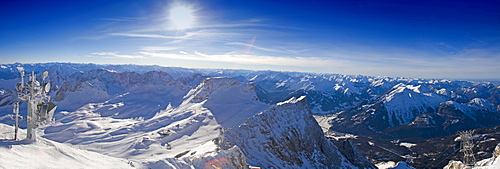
224;96;375;168
185;77;255;102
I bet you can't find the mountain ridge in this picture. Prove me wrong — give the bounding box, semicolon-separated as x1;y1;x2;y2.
1;62;499;168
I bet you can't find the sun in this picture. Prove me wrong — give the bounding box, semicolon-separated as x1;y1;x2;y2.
169;5;195;30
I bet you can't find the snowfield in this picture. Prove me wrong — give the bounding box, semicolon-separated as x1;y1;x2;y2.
1;74;375;168
0;124;135;169
1;63;499;168
40;77;257;168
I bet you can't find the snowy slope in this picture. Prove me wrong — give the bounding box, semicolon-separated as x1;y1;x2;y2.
2;62;500;168
41;77;261;168
0;123;135;169
474;143;500;169
186;77;269;128
38;75;375;168
381;84;445;125
387;162;415;169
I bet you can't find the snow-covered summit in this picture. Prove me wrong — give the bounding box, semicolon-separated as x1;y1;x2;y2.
184;77;269;128
380;83;445;127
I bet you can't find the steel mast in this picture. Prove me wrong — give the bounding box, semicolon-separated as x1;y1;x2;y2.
15;68;56;140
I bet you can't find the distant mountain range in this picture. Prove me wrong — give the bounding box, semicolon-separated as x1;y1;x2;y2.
0;62;499;168
0;63;376;168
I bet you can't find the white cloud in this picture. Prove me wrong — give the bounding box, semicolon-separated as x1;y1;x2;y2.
224;42;284;54
109;33;189;39
140;46;178;51
286;49;310;54
87;47;500;80
90;52;143;59
138;51;332;67
140;18;269;32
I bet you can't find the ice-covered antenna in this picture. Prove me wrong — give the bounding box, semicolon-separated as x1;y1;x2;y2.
14;69;57;140
31;71;35;81
42;71;50;93
17;67;25;87
42;71;48;80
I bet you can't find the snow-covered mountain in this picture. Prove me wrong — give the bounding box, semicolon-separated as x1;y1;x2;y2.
40;77;262;168
326;83;500;139
1;62;499;168
0;63;377;168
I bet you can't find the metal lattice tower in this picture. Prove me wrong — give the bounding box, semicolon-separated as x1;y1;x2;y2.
458;130;476;167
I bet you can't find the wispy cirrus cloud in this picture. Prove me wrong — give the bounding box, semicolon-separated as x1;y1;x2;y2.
107;29;246;44
140;46;178;51
133;18;270;32
194;19;269;29
99;50;331;68
90;52;143;59
87;45;500;80
224;42;285;54
108;33;190;39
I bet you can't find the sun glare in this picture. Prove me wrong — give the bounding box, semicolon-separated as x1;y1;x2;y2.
170;6;195;30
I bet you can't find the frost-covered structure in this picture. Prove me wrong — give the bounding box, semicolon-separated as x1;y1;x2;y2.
13;69;56;140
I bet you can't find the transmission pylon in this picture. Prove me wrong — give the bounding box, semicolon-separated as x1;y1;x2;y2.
458;130;476;167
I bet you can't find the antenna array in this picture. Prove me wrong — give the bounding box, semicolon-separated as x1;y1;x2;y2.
13;68;57;140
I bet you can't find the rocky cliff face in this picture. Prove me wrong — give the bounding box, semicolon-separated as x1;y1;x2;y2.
225;96;376;168
331;138;377;169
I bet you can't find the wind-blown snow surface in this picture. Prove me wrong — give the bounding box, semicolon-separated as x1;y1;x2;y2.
4;75;372;168
1;63;500;167
0;124;135;169
41;77;259;168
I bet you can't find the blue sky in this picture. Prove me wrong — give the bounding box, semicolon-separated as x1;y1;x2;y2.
1;0;499;80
